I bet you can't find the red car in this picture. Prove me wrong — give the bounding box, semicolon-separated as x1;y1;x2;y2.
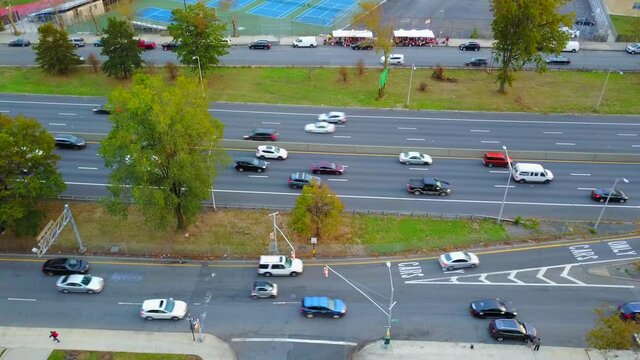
482;152;511;168
137;39;156;50
311;161;345;175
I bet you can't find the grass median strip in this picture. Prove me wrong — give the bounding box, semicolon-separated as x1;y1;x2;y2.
48;350;201;360
0;67;637;114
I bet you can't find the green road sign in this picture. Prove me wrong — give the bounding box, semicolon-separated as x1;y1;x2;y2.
379;67;389;88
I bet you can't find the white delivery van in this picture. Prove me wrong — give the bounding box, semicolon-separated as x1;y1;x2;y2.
292;36;318;48
562;41;580;53
258;255;304;277
511;163;554;184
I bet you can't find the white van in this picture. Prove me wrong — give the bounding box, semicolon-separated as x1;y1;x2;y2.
562;41;579;53
292;36;317;48
511;163;554;184
380;54;405;65
258;255;304;277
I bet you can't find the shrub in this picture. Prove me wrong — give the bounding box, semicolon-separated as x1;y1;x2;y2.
338;66;348;82
165;62;179;81
418;81;428;92
87;53;100;73
355;59;365;76
431;65;457;83
470;28;480;39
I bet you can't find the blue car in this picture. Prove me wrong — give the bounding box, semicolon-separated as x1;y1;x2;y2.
300;296;346;319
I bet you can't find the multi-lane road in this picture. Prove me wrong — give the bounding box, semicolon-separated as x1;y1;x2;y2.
1;94;639;221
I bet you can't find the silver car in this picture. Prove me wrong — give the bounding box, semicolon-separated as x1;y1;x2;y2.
56;274;105;294
251;280;278;299
438;251;480;270
399;151;433;165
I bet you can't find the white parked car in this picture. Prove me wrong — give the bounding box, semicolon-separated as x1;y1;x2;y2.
256;145;288;160
140;298;188;320
318;111;347;124
438;251;480;270
626;43;640;54
380;54;405;65
399;151;433;165
304;121;336;134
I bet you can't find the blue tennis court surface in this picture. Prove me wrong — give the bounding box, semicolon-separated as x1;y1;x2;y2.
207;0;255;10
138;7;173;23
248;0;305;19
294;0;356;26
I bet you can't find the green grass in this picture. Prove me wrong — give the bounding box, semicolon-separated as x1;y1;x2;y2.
611;15;640;41
1;66;638;114
48;350;201;360
7;0;40;5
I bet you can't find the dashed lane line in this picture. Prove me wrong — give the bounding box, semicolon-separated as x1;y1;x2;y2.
231;338;358;346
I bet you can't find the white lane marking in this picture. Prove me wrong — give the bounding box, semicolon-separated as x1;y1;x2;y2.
570;173;591;176
536;268;556;285
443;270;464;274
543;131;563;134
78;167;98;170
507;271;525;284
632;145;640;148
48;122;67;126
489;170;509;174
272;301;299;305
333;135;351;138
577;187;595;190
409;168;429;171
63;182;640;209
261;122;280;125
398;127;417;130
617;133;637;136
248;175;269;178
342;165;349;168
0;110;9;113
327;178;348;182
556;142;575;146
406;138;425;141
118;302;143;305
58;112;76;116
494;185;515;188
481;140;500;144
470;129;490;133
0;100;101;107
231;338;358;346
8;298;36;302
560;266;585;285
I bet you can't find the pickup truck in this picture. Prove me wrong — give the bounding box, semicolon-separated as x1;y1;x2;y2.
406;176;451;196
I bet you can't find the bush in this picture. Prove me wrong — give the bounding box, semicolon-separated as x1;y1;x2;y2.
87;53;100;73
165;62;179;81
470;28;480;39
355;59;365;76
338;66;348;82
431;65;457;83
418;81;428;92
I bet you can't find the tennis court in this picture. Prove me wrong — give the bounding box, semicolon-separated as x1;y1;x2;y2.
207;0;256;10
294;0;356;26
248;0;306;19
138;7;174;22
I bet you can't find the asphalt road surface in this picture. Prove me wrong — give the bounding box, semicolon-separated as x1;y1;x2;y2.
0;237;638;359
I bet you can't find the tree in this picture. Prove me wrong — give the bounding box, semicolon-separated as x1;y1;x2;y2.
1;0;20;35
491;0;574;93
586;306;640;351
168;2;229;73
100;17;143;80
290;183;344;242
352;1;394;99
98;74;225;230
219;0;239;37
0;114;66;236
34;23;82;75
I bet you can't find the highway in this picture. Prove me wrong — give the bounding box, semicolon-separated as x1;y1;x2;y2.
2;44;640;70
0;237;638;359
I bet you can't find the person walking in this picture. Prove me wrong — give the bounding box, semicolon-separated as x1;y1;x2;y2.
533;336;541;351
49;330;60;343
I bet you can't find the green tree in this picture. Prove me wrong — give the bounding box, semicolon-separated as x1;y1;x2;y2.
352;2;394;99
586;306;640;350
98;75;225;230
34;23;82;75
168;2;229;73
491;0;574;93
0;0;19;35
290;183;344;242
0;114;66;235
100;17;143;80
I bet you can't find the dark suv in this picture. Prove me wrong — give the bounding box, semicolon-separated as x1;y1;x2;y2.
619;302;640;321
249;40;272;50
54;134;86;149
243;128;279;141
300;296;346;319
351;40;374;50
288;172;321;189
459;42;481;51
235;157;268;172
489;319;536;342
161;40;180;51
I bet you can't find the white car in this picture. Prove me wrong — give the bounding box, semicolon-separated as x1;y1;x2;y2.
380;54;405;65
399;151;433;165
626;43;640;54
318;111;347;124
256;145;288;160
56;274;104;294
438;251;479;270
140;298;188;320
304;121;335;134
559;26;580;38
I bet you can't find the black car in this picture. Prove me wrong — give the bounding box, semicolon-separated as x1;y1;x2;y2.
407;176;451;196
288;172;321;189
8;38;31;47
162;40;180;51
54;134;86;149
591;188;629;203
470;299;517;319
351;40;374;50
575;18;595;26
300;296;347;319
459;42;480;51
465;58;488;66
489;319;536;342
249;40;271;50
42;258;90;276
619;302;640;321
235;157;268;172
311;161;345;175
92;104;111;114
243;128;278;141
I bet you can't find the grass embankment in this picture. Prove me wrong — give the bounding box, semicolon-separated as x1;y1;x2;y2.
0;201;509;258
610;15;640;41
48;350;200;360
0;67;638;114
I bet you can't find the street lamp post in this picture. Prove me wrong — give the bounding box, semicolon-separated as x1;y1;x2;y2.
405;63;416;107
497;145;512;223
594;177;629;229
595;68;623;112
385;261;395;346
193;56;204;97
439;9;446;38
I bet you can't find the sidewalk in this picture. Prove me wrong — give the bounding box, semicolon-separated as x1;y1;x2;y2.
0;326;236;360
353;340;638;360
